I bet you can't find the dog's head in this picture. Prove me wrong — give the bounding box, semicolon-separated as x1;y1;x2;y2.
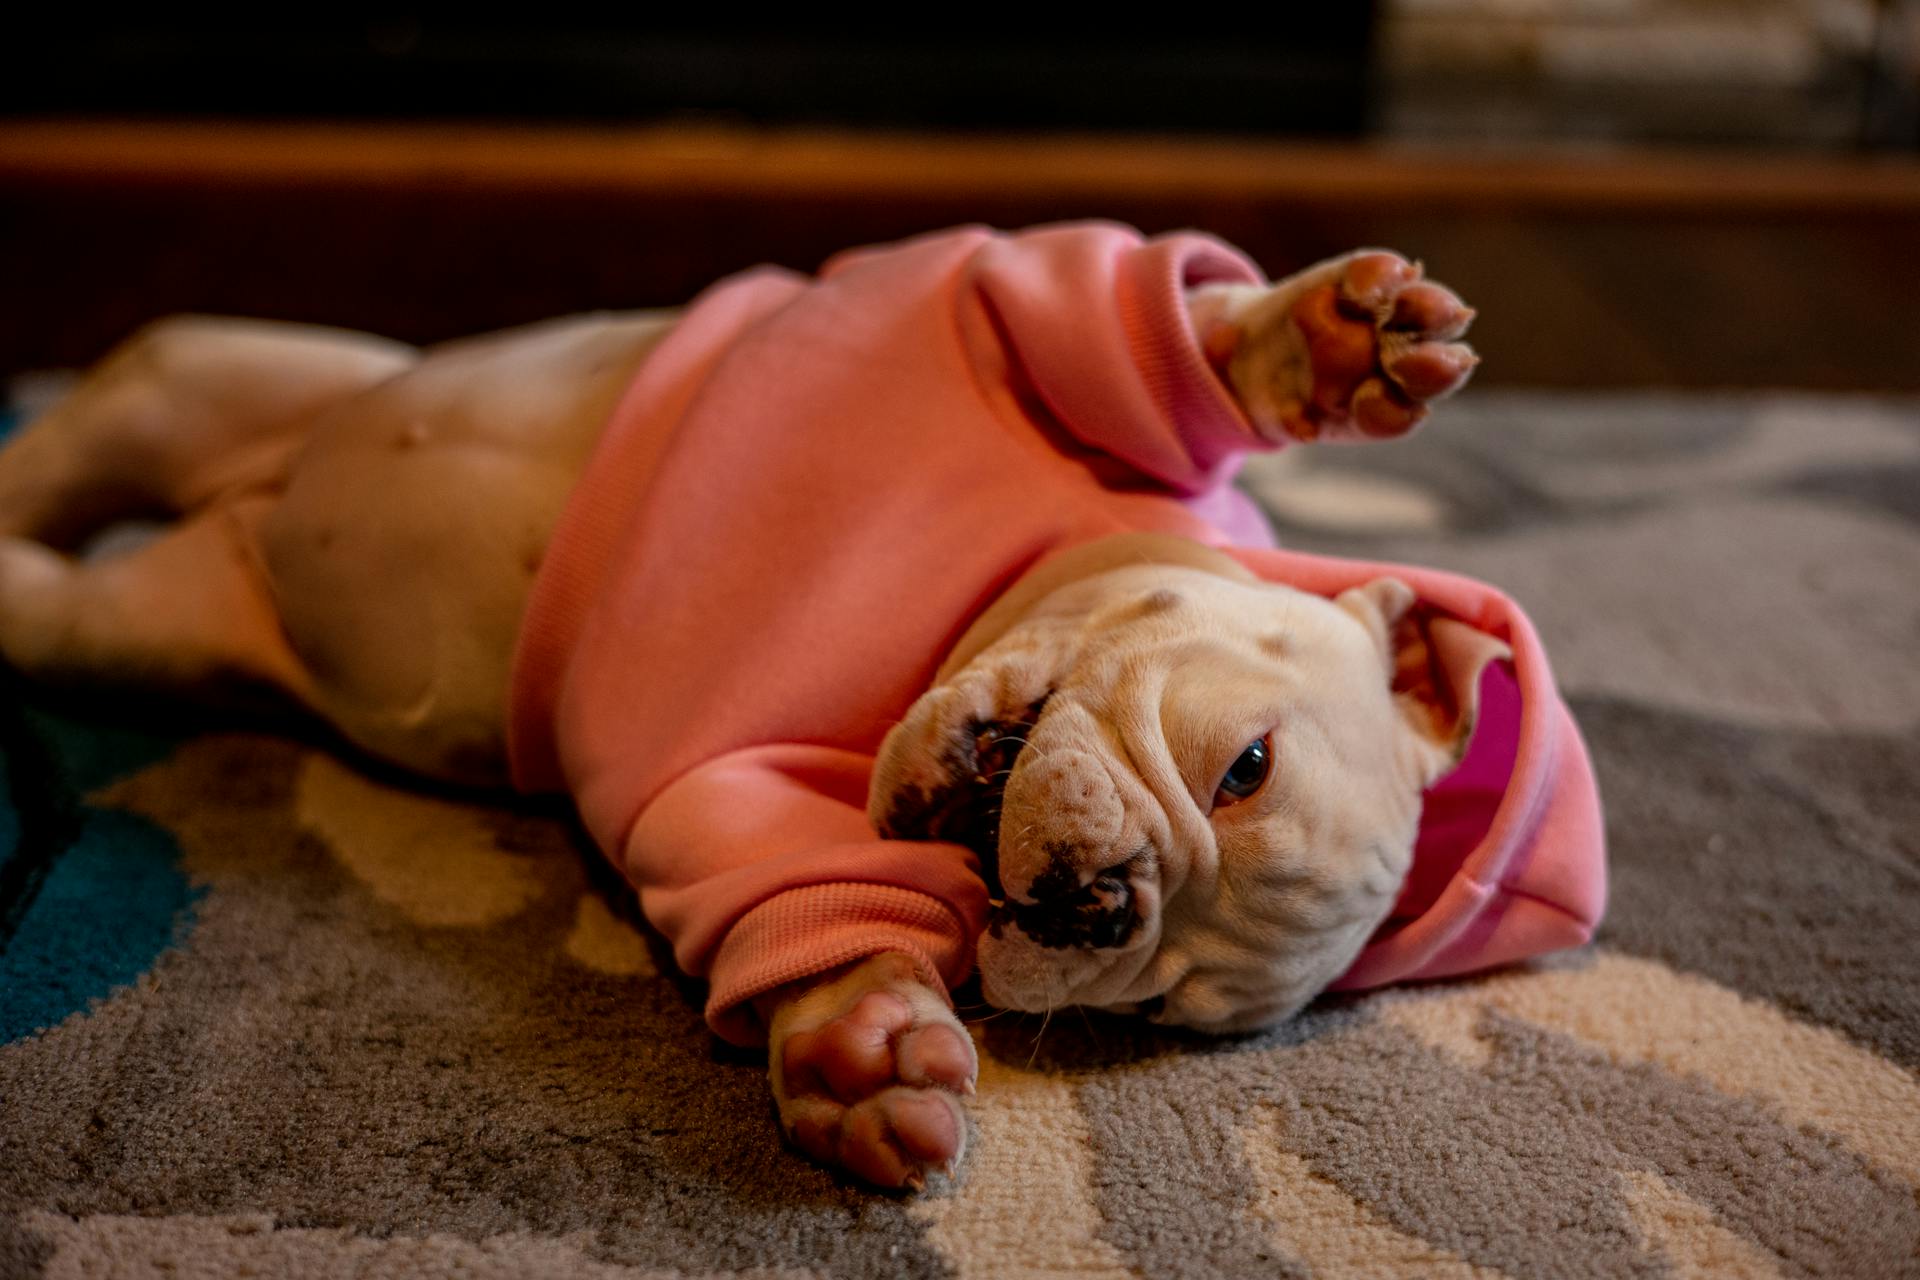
869;538;1508;1033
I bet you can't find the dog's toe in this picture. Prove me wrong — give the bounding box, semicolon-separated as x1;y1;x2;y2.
785;990;915;1102
1336;251;1421;315
895;1021;976;1093
840;1087;965;1189
1387;281;1475;342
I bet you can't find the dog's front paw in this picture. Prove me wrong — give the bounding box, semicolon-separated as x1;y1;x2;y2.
766;953;976;1190
1199;250;1478;443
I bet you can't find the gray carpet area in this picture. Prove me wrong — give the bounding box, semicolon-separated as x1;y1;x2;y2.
3;390;1917;1278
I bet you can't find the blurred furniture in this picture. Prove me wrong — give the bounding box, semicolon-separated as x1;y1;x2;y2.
1378;0;1917;150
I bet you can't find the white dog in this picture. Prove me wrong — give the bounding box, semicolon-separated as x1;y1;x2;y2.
0;224;1603;1190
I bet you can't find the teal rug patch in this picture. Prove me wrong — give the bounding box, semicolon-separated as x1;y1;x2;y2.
0;703;196;1044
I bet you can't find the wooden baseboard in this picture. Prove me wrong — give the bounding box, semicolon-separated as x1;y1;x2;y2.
7;120;1920;212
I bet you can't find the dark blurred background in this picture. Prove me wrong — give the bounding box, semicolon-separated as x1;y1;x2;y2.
3;3;1917;388
0;22;1379;134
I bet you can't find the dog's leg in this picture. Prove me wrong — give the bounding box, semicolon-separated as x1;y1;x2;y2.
0;315;416;548
1187;251;1478;443
0;494;316;705
759;952;977;1190
0;317;410;704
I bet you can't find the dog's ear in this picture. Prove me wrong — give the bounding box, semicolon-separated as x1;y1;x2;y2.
868;609;1083;842
1336;578;1512;786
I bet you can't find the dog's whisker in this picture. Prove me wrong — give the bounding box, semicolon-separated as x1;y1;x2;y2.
1025;1006;1054;1070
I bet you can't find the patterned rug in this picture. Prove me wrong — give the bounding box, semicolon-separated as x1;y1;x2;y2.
3;390;1917;1279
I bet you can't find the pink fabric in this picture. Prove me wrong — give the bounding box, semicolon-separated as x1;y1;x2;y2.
508;223;1605;1045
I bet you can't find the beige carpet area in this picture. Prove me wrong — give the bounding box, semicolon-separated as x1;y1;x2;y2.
3;390;1917;1278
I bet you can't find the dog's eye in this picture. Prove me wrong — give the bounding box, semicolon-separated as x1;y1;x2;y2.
1213;736;1271;808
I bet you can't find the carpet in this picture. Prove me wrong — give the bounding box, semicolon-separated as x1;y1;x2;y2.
2;389;1917;1278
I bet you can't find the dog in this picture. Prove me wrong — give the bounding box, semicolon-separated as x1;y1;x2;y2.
0;223;1605;1190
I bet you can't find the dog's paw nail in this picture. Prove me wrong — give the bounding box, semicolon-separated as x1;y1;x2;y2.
903;1171;926;1192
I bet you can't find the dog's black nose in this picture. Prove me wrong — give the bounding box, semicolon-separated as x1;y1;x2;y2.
1001;868;1137;950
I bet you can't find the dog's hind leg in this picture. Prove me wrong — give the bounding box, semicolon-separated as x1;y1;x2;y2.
0;315;416;548
0;494;316;709
0;317;415;709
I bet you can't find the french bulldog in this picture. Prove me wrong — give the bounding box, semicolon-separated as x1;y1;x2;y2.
0;229;1505;1191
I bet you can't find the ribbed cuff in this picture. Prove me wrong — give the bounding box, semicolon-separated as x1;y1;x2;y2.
1116;234;1266;482
705;882;976;1047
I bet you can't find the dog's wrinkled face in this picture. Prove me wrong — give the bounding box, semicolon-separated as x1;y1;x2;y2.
869;561;1502;1033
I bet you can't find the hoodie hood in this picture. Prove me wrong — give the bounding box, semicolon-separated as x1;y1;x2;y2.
1224;546;1607;988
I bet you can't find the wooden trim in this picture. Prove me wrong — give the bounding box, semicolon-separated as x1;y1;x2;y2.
5;119;1919;214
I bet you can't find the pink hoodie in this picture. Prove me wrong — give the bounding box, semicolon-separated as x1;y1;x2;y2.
509;223;1605;1045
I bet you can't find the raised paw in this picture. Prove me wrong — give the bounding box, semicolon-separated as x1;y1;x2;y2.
765;953;977;1190
1197;249;1479;444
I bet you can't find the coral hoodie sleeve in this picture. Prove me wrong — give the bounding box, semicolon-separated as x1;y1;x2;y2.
624;744;992;1046
965;222;1270;493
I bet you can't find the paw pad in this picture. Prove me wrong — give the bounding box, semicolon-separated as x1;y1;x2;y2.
1287;254;1479;441
769;957;978;1190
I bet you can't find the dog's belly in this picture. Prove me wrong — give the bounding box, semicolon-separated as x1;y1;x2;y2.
260;311;677;783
